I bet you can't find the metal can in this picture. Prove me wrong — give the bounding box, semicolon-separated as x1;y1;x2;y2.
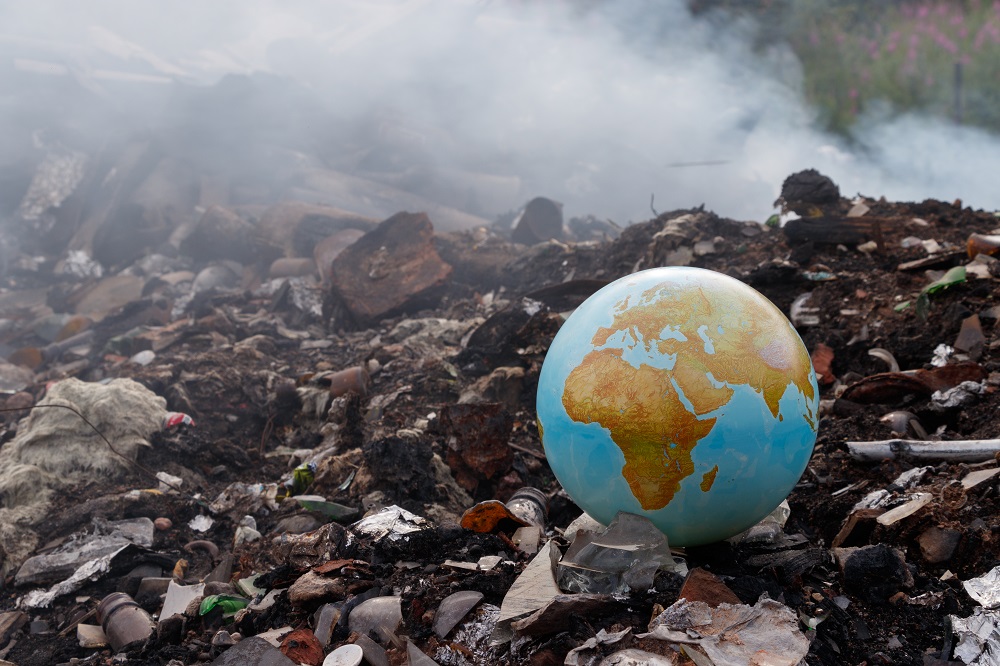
97;592;154;651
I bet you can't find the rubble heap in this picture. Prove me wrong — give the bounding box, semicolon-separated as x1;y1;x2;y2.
0;162;999;666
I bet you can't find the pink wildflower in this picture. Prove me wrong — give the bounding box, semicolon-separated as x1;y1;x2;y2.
933;33;958;53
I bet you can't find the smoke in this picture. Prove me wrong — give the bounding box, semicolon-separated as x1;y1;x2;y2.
1;0;998;227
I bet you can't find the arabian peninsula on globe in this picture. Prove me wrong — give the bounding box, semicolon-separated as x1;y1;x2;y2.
537;266;819;546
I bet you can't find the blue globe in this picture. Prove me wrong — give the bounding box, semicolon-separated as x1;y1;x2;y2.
537;267;819;546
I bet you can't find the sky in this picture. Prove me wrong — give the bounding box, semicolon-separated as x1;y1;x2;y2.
1;0;998;225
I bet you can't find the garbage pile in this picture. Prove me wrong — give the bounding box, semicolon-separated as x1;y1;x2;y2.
0;162;1000;666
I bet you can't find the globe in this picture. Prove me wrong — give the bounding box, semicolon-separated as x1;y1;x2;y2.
537;266;819;546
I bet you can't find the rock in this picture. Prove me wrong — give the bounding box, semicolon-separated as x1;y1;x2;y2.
180;206;257;263
512;197;564;245
327;212;452;326
314;228;365;285
288;571;347;606
322;644;364;666
70;274;144;320
835;544;914;602
918;527;962;564
440;403;514;492
679;567;742;608
255;202;375;261
0;364;34;393
192;263;242;294
279;628;323;666
461;366;525;411
269;257;316;279
348;596;402;638
272;514;323;535
776;168;840;215
210;636;297;665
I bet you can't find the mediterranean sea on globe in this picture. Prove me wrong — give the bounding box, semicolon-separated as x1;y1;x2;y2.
537;266;819;546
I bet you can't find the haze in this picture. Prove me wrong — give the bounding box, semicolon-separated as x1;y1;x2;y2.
1;0;997;226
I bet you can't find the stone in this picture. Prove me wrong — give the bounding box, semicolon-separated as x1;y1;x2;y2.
440;403;514;492
348;596;402;639
210;636;297;665
834;544;914;602
326;212;452;326
511;197;564;245
322;644;364;666
272;514;323;535
315;228;365;285
255;201;374;261
918;527;962;564
288;570;347;606
70;275;144;320
0;363;34;392
180;206;257;263
679;568;742;608
269;257;316;279
279;628;323;666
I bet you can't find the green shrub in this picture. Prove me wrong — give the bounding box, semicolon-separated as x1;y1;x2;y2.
785;1;1000;132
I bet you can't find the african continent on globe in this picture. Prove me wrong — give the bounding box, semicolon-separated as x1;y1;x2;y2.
537;266;818;546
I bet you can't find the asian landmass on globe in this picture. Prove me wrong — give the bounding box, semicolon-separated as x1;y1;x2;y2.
537;266;820;546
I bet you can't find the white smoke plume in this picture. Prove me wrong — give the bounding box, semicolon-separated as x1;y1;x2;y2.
0;0;996;225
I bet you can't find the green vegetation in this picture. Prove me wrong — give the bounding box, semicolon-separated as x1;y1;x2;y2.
696;1;1000;133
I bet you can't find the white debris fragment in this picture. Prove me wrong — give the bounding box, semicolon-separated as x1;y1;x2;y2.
21;545;130;609
156;471;183;493
350;505;429;541
950;608;1000;665
189;514;215;532
641;598;809;666
60;250;104;278
790;293;820;327
932;343;955;367
893;466;933;489
18;148;87;224
933;381;987;409
964;566;1000;609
